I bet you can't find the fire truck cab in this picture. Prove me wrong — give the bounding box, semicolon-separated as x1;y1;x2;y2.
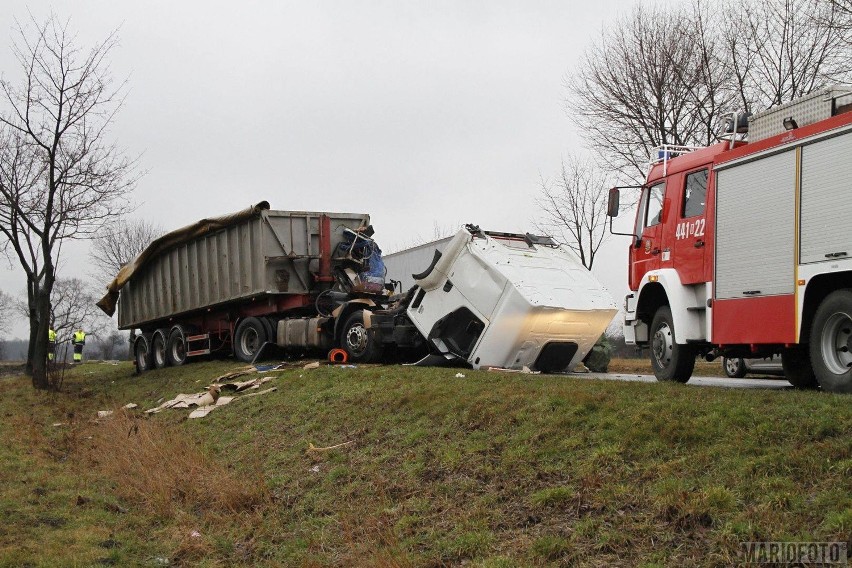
608;87;852;393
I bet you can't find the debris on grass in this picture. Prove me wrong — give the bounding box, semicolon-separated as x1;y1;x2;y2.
455;372;466;378
123;403;138;410
485;366;539;374
303;361;321;370
307;440;354;452
97;410;114;418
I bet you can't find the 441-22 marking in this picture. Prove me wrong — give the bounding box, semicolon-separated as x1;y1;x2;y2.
676;218;705;239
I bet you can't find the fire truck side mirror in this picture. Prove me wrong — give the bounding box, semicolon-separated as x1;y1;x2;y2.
607;188;620;217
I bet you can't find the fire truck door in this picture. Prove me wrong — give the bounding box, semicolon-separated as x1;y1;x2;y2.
630;181;665;289
672;168;709;285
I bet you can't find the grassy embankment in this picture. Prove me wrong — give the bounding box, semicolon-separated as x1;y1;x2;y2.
0;359;849;567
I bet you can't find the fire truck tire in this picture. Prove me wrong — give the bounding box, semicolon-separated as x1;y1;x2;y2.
809;290;852;393
341;310;383;363
649;306;696;383
781;347;818;389
151;331;168;369
134;334;154;374
234;317;269;363
166;328;188;366
722;357;748;378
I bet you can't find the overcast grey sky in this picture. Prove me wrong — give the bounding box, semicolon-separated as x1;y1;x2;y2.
1;0;637;338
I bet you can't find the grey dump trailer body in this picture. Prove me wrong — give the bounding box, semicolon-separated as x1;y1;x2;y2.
117;210;370;329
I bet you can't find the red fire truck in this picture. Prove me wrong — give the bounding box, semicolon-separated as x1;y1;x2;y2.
607;87;852;393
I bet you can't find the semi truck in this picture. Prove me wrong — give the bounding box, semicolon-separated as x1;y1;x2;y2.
98;204;616;373
606;86;852;393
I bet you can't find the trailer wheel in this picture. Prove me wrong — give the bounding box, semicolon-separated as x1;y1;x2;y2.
166;328;188;366
649;306;696;383
809;289;852;393
234;317;268;363
722;357;747;378
781;347;818;389
134;334;154;374
342;310;383;363
151;331;168;369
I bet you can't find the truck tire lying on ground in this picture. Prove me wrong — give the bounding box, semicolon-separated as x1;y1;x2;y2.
809;289;852;394
234;317;269;363
781;347;818;389
650;306;696;383
342;310;383;363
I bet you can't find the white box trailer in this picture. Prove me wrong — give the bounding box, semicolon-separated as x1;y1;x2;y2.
392;226;617;372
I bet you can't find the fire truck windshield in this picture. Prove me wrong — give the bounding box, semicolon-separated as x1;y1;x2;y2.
635;182;665;239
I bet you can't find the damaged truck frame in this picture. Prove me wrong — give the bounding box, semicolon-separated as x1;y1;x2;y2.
98;202;616;374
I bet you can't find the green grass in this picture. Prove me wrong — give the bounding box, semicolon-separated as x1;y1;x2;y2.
0;359;849;566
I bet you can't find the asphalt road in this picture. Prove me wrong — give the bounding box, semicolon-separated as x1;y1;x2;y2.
581;372;793;390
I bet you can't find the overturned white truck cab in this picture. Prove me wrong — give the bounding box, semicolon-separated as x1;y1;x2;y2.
386;225;617;372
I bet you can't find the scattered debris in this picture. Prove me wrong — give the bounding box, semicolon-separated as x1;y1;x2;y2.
122;403;138;410
307;440;354;452
240;386;277;399
216;376;273;392
455;373;466;378
572;363;591;373
485;366;540;374
52;422;65;427
190;530;201;539
146;385;221;414
303;361;321;370
97;410;114;418
309;465;321;473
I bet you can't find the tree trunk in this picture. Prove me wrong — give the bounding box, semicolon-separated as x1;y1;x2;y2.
30;287;52;390
25;287;37;375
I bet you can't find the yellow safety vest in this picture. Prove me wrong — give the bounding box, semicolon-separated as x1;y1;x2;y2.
48;329;56;342
73;331;86;344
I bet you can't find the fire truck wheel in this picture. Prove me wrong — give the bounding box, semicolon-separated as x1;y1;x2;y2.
342;310;383;363
151;331;168;369
234;317;269;363
781;347;818;389
134;334;154;374
649;306;696;383
809;289;852;393
722;357;748;378
166;328;188;366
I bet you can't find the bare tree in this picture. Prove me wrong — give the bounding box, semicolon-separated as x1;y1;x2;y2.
568;0;851;183
90;218;161;285
725;0;852;113
0;15;137;388
535;156;612;270
568;3;734;182
0;290;14;335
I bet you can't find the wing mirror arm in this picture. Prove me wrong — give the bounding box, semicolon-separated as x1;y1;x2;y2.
606;185;644;238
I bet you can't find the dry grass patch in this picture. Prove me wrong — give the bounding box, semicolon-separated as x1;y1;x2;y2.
81;410;269;518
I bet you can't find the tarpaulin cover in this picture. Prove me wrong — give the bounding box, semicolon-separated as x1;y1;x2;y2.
96;201;271;316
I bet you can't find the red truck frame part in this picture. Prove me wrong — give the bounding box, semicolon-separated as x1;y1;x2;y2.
607;87;852;393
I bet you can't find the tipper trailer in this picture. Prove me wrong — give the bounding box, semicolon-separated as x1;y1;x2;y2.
606;87;852;393
98;204;616;373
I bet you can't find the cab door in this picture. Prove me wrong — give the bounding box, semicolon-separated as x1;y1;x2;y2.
671;168;709;285
629;181;666;290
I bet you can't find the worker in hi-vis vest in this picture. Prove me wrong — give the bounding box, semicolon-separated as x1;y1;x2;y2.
72;329;86;363
48;328;57;361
